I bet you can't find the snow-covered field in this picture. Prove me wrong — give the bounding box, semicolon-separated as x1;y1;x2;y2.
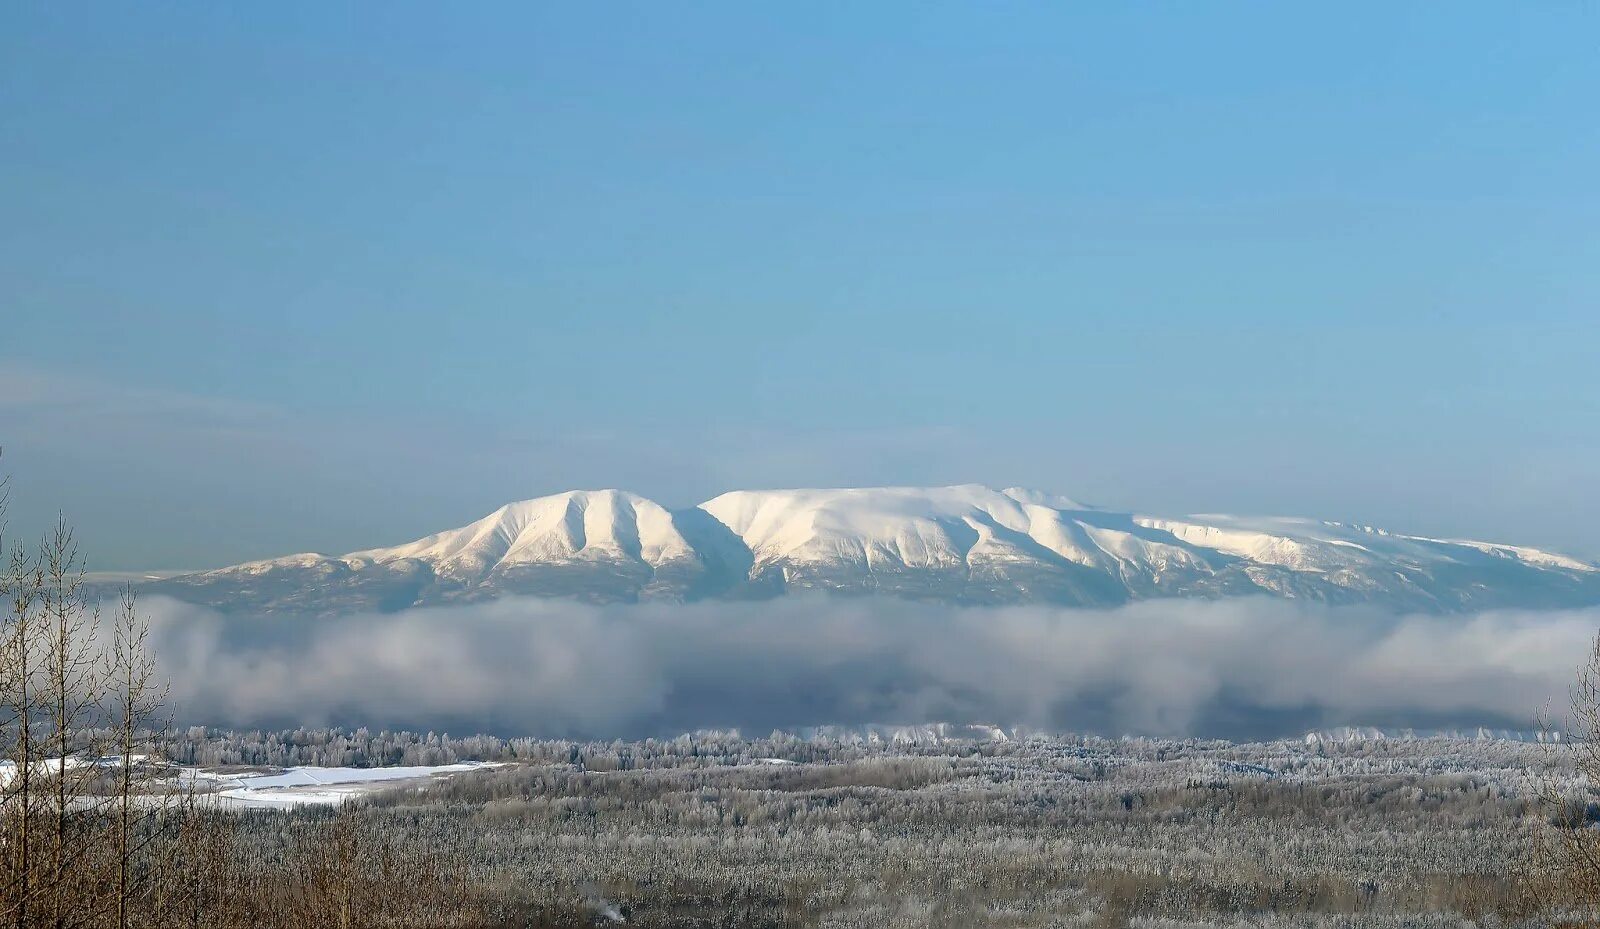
179;762;497;808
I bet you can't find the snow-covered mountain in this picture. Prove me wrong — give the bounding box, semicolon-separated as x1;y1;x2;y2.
146;485;1600;615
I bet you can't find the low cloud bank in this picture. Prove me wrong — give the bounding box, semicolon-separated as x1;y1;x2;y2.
139;595;1599;741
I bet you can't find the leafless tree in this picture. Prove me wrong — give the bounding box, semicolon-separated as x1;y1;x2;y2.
102;590;166;929
1;471;44;929
37;518;102;928
0;465;490;928
1537;631;1600;924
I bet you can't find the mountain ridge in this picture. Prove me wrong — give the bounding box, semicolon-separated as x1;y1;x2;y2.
145;485;1600;615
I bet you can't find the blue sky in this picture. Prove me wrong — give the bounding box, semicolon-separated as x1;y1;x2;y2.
3;4;1598;569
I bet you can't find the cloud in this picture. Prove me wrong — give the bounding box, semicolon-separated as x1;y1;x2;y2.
138;595;1599;740
0;363;281;430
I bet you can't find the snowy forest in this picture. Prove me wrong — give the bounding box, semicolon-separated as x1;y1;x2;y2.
17;713;1600;926
101;724;1600;927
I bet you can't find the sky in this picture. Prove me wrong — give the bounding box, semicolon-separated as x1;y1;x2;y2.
3;4;1598;570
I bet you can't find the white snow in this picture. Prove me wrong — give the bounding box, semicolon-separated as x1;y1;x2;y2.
1406;537;1599;573
176;484;1600;609
700;485;1121;571
346;490;695;581
180;762;497;809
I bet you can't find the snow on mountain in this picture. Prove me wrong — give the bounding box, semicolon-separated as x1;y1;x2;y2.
345;490;696;580
145;485;1600;615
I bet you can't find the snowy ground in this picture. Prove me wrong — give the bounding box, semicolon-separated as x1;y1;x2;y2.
178;762;498;808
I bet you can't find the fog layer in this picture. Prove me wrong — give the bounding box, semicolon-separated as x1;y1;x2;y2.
140;595;1596;740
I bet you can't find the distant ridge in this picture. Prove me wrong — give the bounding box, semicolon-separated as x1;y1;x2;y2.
1301;727;1561;745
144;485;1600;615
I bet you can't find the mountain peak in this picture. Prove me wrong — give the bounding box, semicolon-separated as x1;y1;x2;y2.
146;484;1600;615
1000;487;1092;510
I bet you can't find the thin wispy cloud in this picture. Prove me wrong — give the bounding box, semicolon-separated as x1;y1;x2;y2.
0;362;281;429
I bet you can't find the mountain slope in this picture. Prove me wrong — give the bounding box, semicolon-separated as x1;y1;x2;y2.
146;485;1600;615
